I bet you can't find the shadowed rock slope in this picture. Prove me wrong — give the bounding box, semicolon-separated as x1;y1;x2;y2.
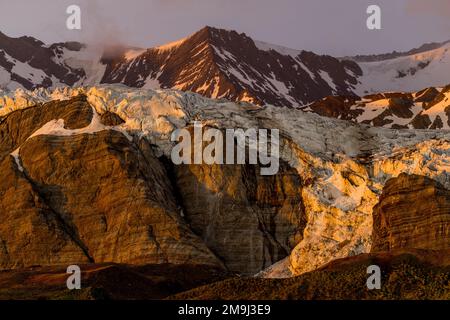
0;263;228;300
170;249;450;300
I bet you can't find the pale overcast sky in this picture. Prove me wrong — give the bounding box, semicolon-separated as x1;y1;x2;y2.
0;0;449;56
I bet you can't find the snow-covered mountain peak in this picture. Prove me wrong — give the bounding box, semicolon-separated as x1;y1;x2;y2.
355;41;450;95
0;27;449;109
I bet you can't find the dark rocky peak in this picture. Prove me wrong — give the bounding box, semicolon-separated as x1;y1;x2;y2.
0;31;85;89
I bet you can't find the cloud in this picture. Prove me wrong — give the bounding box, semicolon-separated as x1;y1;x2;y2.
406;0;450;17
79;0;128;47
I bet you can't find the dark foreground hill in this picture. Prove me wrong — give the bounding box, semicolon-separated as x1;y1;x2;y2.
170;250;450;300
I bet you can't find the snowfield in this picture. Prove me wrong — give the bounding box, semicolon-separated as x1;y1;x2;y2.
355;42;450;95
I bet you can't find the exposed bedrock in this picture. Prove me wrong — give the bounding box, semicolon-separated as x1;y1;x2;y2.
169;160;306;274
0;97;222;270
371;173;450;253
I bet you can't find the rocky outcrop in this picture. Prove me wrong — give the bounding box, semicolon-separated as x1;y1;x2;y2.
302;86;450;129
0;96;92;162
306;95;360;120
1;86;450;278
171;160;306;274
0;96;222;270
0;94;308;274
371;174;450;252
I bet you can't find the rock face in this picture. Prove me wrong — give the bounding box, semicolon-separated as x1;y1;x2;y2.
302;85;450;129
0;96;222;270
171;161;306;274
1;86;450;278
0;96;92;159
372;174;450;252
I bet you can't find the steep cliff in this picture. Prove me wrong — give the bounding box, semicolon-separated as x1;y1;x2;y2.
0;86;449;278
372;174;450;252
0;96;222;269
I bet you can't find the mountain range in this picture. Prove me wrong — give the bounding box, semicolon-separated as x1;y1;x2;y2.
1;26;449;108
